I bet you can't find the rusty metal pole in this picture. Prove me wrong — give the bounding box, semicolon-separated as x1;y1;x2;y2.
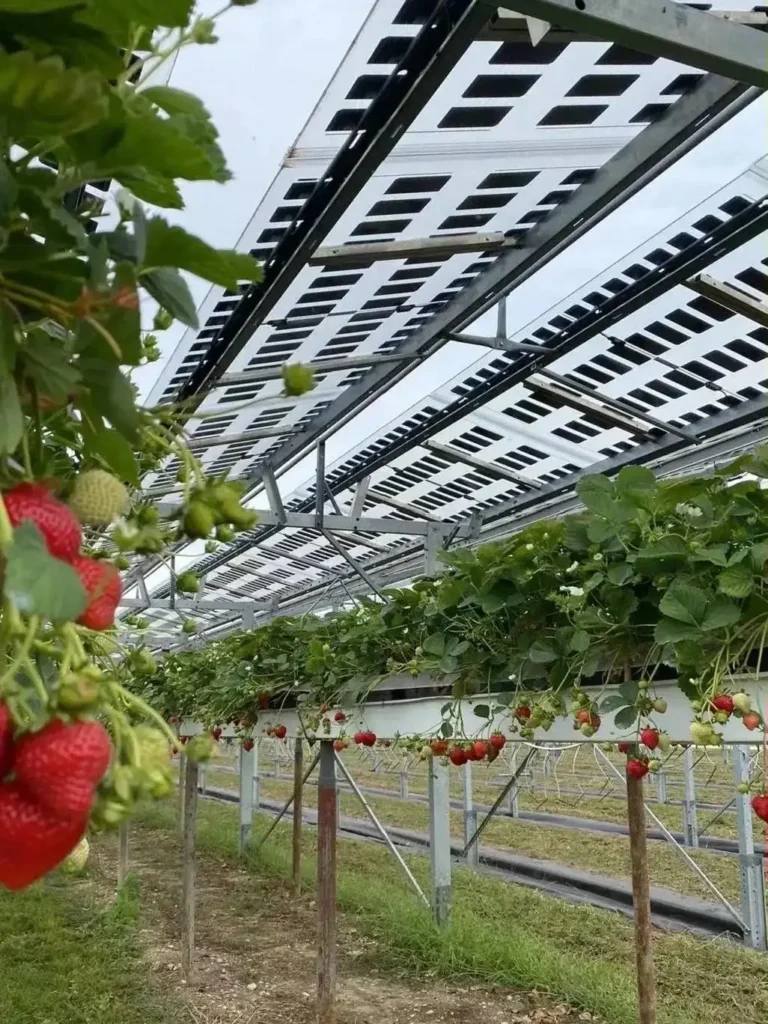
316;740;337;1024
292;738;304;895
181;757;199;982
626;766;657;1024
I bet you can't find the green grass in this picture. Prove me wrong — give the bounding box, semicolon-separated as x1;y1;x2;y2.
138;796;768;1024
204;766;744;905
0;873;183;1024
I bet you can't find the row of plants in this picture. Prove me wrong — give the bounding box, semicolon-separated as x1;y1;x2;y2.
137;455;768;808
0;0;305;889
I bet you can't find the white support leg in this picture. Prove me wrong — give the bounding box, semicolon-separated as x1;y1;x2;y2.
428;755;452;927
734;746;767;950
239;745;255;853
682;747;699;848
462;761;479;869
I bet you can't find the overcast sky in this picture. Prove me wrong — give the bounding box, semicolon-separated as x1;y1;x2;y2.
136;0;768;508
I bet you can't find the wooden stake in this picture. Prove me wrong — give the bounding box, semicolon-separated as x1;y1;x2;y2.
181;757;199;982
316;740;337;1024
292;738;304;896
626;771;657;1024
117;823;129;888
178;752;187;837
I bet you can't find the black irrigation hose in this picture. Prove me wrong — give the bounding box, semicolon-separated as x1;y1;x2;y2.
197;784;745;941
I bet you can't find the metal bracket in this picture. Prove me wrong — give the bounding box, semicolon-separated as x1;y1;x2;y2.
262;467;286;524
350;476;370;520
321;529;387;601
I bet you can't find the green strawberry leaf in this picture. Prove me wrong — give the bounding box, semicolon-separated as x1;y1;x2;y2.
0;374;22;455
717;563;754;599
659;580;708;624
141;267;199;328
5;522;87;622
143;217;263;290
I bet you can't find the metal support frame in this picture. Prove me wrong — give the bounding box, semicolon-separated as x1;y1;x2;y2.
424;524;443;577
462;762;479;870
239;743;256;853
734;746;768;950
210;510;470;537
529;368;697;442
255;749;321;850
595;747;746;933
217;353;422;390
335;754;429;906
309;232;513;266
447;331;548;354
230;73;758;498
502;0;768;86
479;7;768;43
428;755;452;927
142;74;762;616
686;272;768;329
424;440;541;490
462;751;534;858
350;476;370;520
321;529;387;601
262;467;286;524
178;0;492;400
293;739;304;895
315;441;326;528
655;771;668;806
120;597;264;610
682;747;699;849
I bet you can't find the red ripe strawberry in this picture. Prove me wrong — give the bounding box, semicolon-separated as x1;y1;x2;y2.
743;712;761;731
353;731;365;745
0;783;87;890
489;733;506;752
473;740;490;761
449;746;468;767
617;741;632;754
242;739;255;752
274;724;287;740
751;794;768;823
430;739;448;757
334;711;346;723
712;694;734;715
465;745;480;762
333;739;345;752
0;703;12;778
13;719;111;821
514;706;531;721
577;709;600;728
73;555;121;630
361;731;376;748
212;727;223;741
257;693;270;710
626;758;649;781
640;728;660;751
3;483;81;562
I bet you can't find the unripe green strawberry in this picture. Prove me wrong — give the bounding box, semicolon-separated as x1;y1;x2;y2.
153;308;174;331
176;571;199;594
732;692;752;715
185;734;215;763
182;618;197;634
57;671;102;711
68;470;128;526
204;539;218;553
282;362;315;396
115;554;130;570
215;523;235;543
183;501;214;538
61;836;89;875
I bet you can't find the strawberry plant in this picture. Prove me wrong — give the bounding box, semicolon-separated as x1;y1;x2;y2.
0;0;322;887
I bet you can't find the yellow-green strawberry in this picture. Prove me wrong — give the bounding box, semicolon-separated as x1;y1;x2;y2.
282;362;315;396
69;470;128;525
61;836;89;875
